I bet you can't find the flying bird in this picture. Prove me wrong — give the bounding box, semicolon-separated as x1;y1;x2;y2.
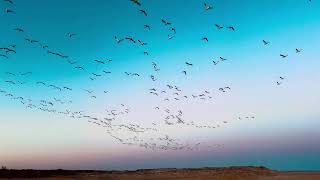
185;62;193;66
215;24;223;29
114;36;124;43
161;19;171;26
204;3;213;11
5;8;14;13
212;60;219;65
139;9;147;16
13;27;24;32
202;37;209;42
262;40;270;45
280;54;288;58
130;0;141;6
227;26;235;31
296;48;302;53
94;59;105;64
67;33;76;38
144;24;151;30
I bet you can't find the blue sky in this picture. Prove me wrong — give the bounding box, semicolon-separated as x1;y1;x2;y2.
0;0;320;170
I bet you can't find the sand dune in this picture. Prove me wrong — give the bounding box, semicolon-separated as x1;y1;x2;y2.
1;166;319;180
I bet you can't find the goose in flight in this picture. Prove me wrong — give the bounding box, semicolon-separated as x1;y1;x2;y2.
161;19;171;26
139;9;147;16
75;66;84;70
263;40;270;45
219;57;227;61
143;51;149;55
94;59;105;64
130;0;141;6
202;37;208;42
227;26;235;31
212;60;219;65
168;34;175;40
13;27;24;32
20;72;32;76
5;80;15;84
279;76;284;80
67;33;76;38
25;38;38;43
125;37;136;43
5;8;14;13
170;28;176;34
92;73;101;77
181;71;187;75
280;54;288;58
63;87;72;91
150;75;156;81
138;40;147;46
0;54;8;59
114;36;124;43
103;70;111;74
295;48;302;53
132;73;140;76
215;24;223;29
144;24;151;30
204;2;213;11
185;62;193;66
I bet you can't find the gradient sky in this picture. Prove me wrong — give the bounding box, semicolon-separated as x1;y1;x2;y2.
1;0;320;171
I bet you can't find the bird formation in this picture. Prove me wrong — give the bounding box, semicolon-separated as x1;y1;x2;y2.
0;0;310;151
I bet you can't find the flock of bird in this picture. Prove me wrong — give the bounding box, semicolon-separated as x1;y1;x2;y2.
0;0;311;151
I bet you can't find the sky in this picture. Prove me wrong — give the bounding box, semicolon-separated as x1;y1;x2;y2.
0;0;320;171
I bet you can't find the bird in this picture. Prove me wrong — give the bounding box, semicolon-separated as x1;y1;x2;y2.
161;19;171;26
227;26;235;31
103;70;111;74
280;54;288;58
94;59;105;64
181;71;187;75
143;51;149;55
67;33;76;38
114;36;124;43
5;8;14;13
92;73;102;77
280;77;285;80
130;0;141;6
296;48;302;53
139;9;147;16
0;54;8;59
170;28;176;34
185;62;193;66
138;40;147;46
262;40;270;45
276;81;282;85
63;87;72;91
168;34;175;40
212;60;219;65
75;66;85;70
132;73;140;76
202;37;208;42
13;27;24;32
204;3;213;11
125;37;136;43
144;24;151;30
215;24;223;29
20;72;32;76
219;57;227;61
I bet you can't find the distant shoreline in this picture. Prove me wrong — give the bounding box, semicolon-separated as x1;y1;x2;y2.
1;166;320;179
